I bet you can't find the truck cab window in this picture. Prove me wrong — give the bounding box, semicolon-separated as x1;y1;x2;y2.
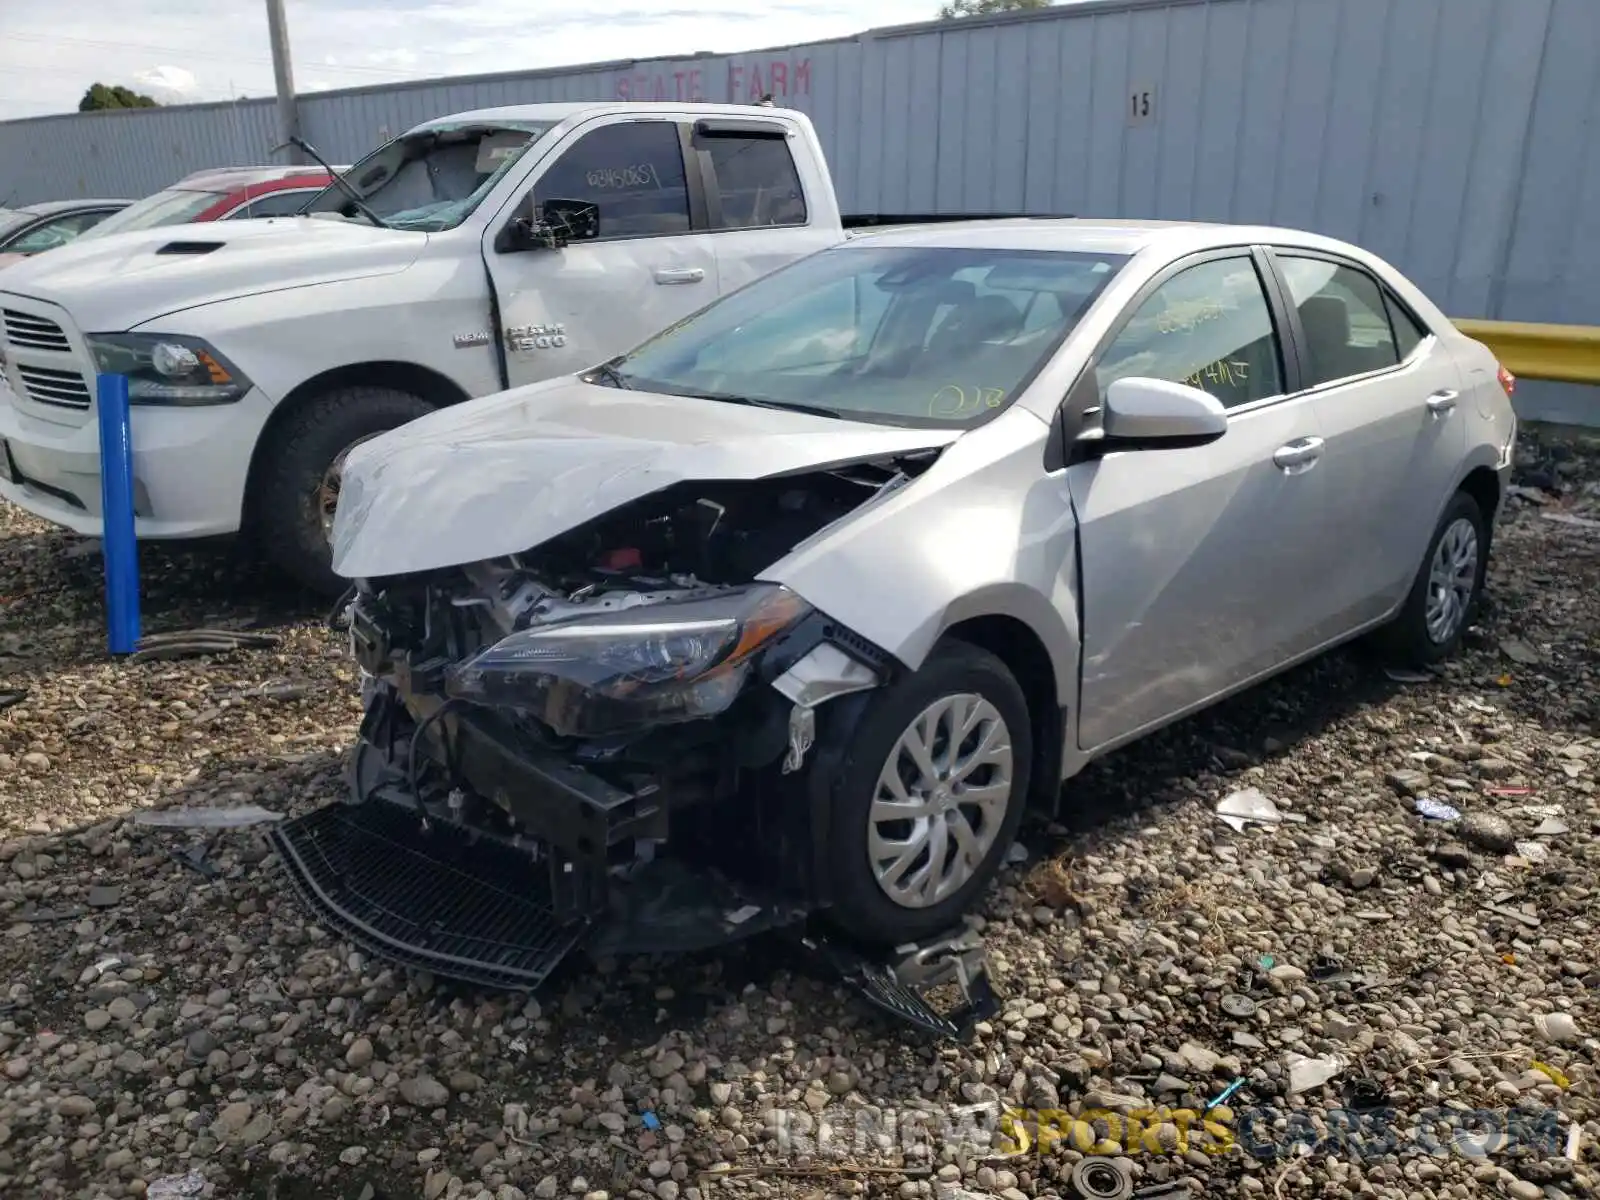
532;121;690;239
700;135;807;229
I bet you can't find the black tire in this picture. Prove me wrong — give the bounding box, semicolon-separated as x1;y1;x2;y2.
252;387;435;595
1375;489;1489;667
822;640;1033;947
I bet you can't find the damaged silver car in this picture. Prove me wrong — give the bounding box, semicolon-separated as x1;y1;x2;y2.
272;220;1517;1034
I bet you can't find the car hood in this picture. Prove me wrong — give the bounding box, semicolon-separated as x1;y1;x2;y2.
0;218;425;331
331;377;962;579
0;253;23;271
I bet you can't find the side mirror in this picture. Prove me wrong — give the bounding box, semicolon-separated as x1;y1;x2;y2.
1094;377;1228;453
494;198;601;253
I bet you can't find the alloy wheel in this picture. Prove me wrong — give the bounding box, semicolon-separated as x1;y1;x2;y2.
1424;516;1479;644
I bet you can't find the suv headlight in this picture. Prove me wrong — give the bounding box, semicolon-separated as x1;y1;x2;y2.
87;333;251;405
445;584;812;738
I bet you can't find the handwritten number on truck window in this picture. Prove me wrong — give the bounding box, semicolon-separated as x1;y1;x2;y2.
929;385;1006;418
585;163;663;190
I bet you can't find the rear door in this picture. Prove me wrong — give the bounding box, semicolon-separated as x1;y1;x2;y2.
684;117;841;294
1263;248;1465;630
484;115;718;385
1067;249;1333;751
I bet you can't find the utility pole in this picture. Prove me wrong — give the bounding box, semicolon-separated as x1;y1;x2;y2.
265;0;304;163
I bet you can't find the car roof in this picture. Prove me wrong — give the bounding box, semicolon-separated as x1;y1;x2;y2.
841;218;1374;261
17;198;131;216
406;101;800;135
171;165;338;192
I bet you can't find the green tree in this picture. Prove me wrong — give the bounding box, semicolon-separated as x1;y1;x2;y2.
939;0;1050;17
78;83;160;112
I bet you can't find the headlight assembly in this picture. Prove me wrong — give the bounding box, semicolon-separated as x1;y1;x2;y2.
87;333;251;405
445;583;812;738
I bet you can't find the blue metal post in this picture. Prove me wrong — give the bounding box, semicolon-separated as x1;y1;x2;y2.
96;374;141;655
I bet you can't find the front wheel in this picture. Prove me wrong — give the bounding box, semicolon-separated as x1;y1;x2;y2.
252;387;435;595
1376;489;1489;666
822;640;1032;947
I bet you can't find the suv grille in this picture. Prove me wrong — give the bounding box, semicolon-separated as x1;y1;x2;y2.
3;309;71;352
17;364;91;410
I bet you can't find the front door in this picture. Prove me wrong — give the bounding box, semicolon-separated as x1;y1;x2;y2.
1266;250;1467;631
484;116;718;386
1068;252;1332;751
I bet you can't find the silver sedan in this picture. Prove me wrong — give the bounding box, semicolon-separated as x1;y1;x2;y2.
315;218;1518;979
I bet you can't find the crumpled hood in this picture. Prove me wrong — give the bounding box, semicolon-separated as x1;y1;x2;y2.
331;377;961;579
0;217;425;331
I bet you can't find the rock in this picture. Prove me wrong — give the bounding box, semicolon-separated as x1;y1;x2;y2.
447;1070;483;1094
1385;769;1429;797
86;885;121;908
534;1178;559;1200
1178;1042;1221;1074
1268;964;1306;985
185;1030;218;1062
213;1101;253;1138
57;1094;95;1118
83;1008;112;1031
345;1037;374;1068
1349;866;1377;889
400;1075;451;1108
1507;1182;1543;1200
1459;811;1516;852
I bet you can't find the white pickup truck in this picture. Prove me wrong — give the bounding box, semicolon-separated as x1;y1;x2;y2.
0;102;1011;593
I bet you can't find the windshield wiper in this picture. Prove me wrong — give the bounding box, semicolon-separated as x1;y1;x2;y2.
673;389;845;419
586;359;633;390
277;135;389;228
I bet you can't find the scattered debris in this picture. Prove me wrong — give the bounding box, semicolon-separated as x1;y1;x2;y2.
1514;841;1551;864
1500;638;1543;665
1542;510;1600;530
1384;667;1433;684
1285;1052;1347;1095
1481;904;1542;930
1534;1012;1581;1043
129;627;280;664
146;1171;206;1199
1415;797;1462;821
1068;1157;1133;1200
1220;993;1257;1018
133;804;284;828
1342;1076;1387;1110
85;885;121;908
1533;816;1571;836
1206;1077;1246;1111
0;688;25;711
1215;787;1306;832
1530;1061;1571;1088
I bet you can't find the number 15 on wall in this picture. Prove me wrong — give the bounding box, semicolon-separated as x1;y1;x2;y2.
1129;87;1156;125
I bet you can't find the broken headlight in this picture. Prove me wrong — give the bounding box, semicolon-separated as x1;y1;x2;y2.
444;584;811;738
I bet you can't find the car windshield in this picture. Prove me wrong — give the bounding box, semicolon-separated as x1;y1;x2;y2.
609;243;1129;427
301;119;556;232
78;188;222;240
0;209;30;239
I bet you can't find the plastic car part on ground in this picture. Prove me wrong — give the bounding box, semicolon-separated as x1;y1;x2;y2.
1068;1157;1133;1199
1214;787;1307;832
129;627;281;663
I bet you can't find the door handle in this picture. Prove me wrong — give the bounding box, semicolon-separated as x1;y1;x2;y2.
1273;436;1325;474
1426;389;1459;416
653;267;705;285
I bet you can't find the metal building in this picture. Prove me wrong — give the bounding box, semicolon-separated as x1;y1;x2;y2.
0;0;1594;422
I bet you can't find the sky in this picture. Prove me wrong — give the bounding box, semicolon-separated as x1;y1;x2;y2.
0;0;948;122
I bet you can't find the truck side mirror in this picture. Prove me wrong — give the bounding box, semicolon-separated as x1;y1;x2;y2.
495;198;600;253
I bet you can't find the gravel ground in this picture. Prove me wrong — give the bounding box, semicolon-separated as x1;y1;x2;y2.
0;429;1596;1200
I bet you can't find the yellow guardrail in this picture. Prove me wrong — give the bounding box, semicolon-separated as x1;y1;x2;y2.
1452;318;1600;386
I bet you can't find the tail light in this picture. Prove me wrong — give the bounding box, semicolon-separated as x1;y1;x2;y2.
1497;364;1516;397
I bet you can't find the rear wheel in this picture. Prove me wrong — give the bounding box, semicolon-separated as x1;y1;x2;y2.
252;386;434;595
823;641;1032;947
1376;489;1488;666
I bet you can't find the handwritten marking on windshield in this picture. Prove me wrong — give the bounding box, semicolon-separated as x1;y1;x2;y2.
585;164;662;190
929;384;1006;418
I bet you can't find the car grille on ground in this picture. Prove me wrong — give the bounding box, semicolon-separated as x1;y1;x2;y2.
17;364;91;410
2;309;71;352
270;800;590;991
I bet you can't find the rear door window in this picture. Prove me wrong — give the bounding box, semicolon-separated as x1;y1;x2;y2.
697;133;807;229
1274;255;1404;387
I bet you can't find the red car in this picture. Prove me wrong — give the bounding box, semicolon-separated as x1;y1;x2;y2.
65;165;342;244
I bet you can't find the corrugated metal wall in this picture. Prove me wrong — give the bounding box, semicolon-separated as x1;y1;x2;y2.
1;0;1595;421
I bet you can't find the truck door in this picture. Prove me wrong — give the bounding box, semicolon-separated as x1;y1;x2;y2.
482;116;718;386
